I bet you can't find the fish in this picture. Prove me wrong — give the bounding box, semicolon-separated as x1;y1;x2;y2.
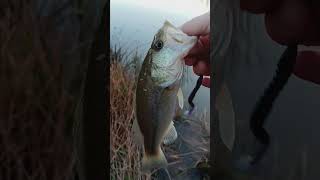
133;20;197;172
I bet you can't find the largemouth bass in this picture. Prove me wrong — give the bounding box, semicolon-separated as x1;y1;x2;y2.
133;20;197;172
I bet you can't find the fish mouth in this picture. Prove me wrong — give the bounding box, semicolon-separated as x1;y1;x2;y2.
181;36;198;58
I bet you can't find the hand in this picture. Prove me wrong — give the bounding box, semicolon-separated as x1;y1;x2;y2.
180;12;210;88
240;0;320;85
240;0;320;46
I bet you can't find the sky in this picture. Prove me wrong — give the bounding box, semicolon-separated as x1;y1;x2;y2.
111;0;210;19
110;0;210;55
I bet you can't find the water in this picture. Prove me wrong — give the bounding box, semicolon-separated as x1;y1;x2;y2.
110;1;210;120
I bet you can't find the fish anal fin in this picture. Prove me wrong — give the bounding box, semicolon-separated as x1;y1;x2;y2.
163;121;177;145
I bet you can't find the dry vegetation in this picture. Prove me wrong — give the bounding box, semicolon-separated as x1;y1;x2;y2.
0;1;76;179
110;48;151;180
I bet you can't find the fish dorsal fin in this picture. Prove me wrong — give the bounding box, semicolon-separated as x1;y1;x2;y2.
215;83;235;151
177;88;184;109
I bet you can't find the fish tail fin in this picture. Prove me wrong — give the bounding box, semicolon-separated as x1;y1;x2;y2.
141;148;168;172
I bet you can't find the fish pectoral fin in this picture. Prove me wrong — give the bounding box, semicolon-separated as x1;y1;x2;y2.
177;88;184;109
132;118;144;145
141;148;168;172
216;83;235;151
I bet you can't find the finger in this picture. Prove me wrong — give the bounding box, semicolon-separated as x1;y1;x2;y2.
193;60;210;76
202;77;210;88
188;35;210;55
185;54;210;64
264;0;320;46
184;56;197;66
293;51;320;85
199;35;210;47
179;12;210;36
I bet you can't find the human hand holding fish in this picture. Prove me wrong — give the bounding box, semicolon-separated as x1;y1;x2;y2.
180;12;210;88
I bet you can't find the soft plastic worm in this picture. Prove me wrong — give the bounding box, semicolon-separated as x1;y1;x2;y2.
250;45;297;165
187;75;203;115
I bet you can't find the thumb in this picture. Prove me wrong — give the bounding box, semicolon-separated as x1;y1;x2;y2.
179;12;210;36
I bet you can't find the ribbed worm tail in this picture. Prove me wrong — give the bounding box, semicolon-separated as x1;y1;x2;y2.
187;75;203;115
250;45;298;165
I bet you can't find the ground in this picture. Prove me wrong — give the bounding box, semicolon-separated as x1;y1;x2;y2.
153;108;210;180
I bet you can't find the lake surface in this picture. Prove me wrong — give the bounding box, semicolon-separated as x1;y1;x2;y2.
111;2;210;120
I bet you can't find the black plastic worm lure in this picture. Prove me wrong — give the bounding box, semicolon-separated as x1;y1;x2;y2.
187;75;203;115
249;45;298;165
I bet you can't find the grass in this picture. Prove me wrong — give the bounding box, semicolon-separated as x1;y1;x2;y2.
110;47;150;180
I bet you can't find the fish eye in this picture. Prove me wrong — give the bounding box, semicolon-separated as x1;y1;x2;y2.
153;40;163;51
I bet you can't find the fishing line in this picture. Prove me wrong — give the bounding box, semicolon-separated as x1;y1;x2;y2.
187;75;203;115
249;44;297;165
